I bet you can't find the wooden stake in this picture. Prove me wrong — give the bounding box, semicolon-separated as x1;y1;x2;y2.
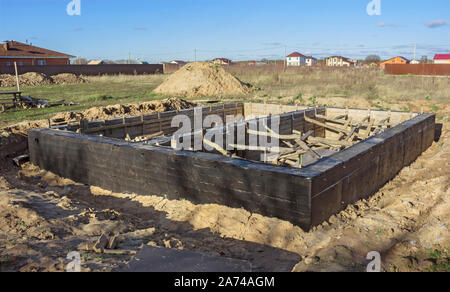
14;62;20;92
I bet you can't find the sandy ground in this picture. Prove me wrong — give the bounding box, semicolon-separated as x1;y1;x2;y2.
0;98;448;272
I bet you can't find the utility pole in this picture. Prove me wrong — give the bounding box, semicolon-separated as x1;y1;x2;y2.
194;49;197;62
284;46;287;70
413;43;417;61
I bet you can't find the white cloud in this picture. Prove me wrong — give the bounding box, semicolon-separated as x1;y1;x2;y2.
425;20;447;28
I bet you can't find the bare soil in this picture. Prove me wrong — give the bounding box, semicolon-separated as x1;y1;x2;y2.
0;73;86;88
0;73;53;88
0;98;448;272
153;62;252;97
50;74;86;85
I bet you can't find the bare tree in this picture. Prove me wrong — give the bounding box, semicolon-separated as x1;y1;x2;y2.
72;58;88;65
365;55;381;63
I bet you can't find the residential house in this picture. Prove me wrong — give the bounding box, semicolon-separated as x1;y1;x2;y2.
410;59;420;64
325;56;356;67
213;58;232;65
286;52;306;66
433;54;450;64
88;60;105;65
170;60;187;66
305;56;317;66
379;56;409;69
0;40;74;66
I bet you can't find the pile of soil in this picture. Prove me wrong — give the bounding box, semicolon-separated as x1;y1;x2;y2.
51;98;195;122
0;73;86;87
0;72;53;87
50;73;86;85
153;62;252;97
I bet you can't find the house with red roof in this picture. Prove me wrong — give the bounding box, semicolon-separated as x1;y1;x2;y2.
0;40;74;67
434;54;450;64
286;52;307;66
379;56;409;69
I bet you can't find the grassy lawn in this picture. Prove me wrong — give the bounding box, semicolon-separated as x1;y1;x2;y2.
0;74;168;126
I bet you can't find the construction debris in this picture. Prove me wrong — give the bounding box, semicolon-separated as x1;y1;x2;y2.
12;154;29;167
225;111;391;168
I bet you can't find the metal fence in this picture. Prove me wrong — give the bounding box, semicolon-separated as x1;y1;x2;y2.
0;64;164;76
385;64;450;76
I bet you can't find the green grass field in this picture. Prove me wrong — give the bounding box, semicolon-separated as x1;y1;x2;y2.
0;74;168;126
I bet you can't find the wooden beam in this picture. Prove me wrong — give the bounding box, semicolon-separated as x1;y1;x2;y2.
247;129;299;140
304;116;351;136
307;136;354;147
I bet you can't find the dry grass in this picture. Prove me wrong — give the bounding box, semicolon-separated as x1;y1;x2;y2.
1;68;448;127
227;66;450;104
85;73;167;84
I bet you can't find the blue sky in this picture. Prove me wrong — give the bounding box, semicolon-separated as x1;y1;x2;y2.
0;0;449;62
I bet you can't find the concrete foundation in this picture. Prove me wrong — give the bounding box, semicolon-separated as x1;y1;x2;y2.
28;103;435;230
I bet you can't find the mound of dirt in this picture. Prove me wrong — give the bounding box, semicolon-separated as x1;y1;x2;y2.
51;73;86;85
51;98;195;122
0;72;54;87
153;62;252;97
0;72;87;87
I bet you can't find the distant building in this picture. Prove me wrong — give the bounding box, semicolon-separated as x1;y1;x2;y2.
88;60;105;65
170;60;187;66
379;56;409;69
410;59;420;64
305;56;317;66
213;58;232;65
0;40;74;66
433;54;450;64
325;56;356;67
286;52;306;66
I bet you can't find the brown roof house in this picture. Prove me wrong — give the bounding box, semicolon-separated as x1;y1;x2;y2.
0;40;74;67
325;56;357;67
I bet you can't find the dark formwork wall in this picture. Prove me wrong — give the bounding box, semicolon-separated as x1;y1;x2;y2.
308;113;435;225
28;129;313;230
28;105;436;230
